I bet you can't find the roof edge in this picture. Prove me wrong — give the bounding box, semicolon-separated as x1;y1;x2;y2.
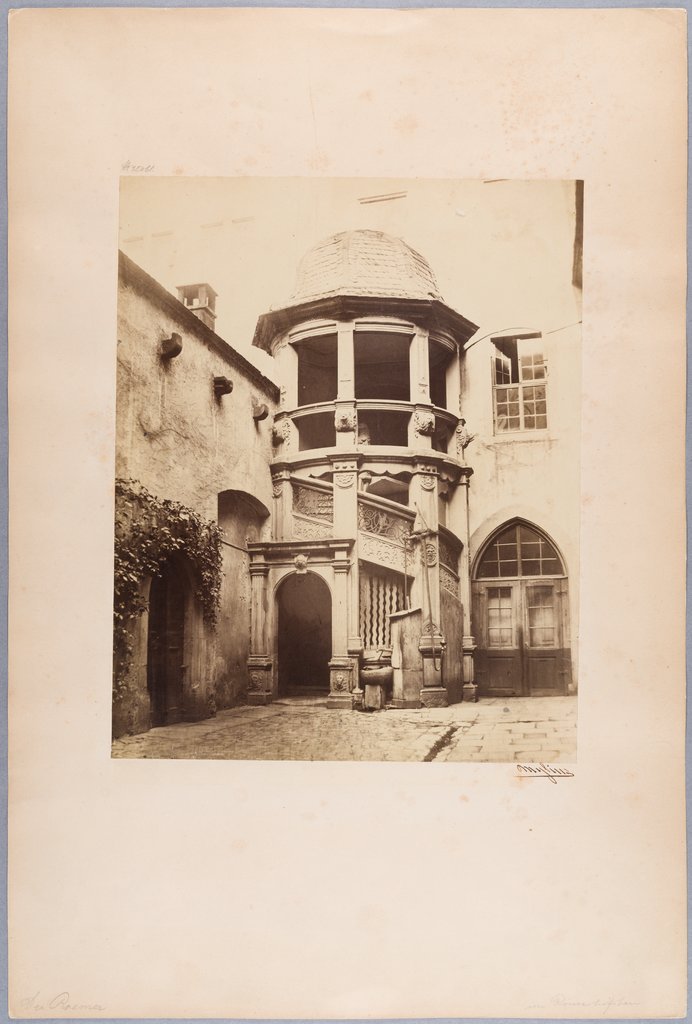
252;294;479;352
118;251;280;401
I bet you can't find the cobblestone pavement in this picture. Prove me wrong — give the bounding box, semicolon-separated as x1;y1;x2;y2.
112;695;577;762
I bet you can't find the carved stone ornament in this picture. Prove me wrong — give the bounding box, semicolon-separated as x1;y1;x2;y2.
333;672;346;691
335;410;356;433
440;564;460;598
248;671;263;692
420;474;436;491
272;420;290;447
293;485;334;521
294;554;309;574
414;411;436;437
334;472;355;488
292;517;331;540
358;503;412;545
423;542;437;567
456;418;476;454
279;386;287;409
360;533;406;573
272;483;282;499
438;536;459;572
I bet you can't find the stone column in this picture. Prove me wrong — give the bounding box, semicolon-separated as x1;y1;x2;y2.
457;472;478;701
328;543;354;709
409;326;430;405
411;461;447;707
330;458;361;702
270;465;292;541
247;560;272;705
336;322;355;401
408;328;435;449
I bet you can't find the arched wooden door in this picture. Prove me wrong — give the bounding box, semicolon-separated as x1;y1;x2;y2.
472;522;572;697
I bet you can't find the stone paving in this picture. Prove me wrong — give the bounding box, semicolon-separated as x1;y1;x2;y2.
112;695;577;763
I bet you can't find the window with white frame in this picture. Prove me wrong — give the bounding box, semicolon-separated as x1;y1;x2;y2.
492;335;547;433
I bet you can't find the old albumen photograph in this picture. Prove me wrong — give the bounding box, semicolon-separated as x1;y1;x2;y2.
112;177;581;762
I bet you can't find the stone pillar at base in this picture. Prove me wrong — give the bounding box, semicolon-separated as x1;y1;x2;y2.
247;659;273;705
462;634;478;702
328;658;354;709
418;629;448;708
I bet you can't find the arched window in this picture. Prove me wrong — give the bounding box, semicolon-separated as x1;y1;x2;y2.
476;522;564;579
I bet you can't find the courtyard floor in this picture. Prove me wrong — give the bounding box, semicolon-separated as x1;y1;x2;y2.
111;695;577;762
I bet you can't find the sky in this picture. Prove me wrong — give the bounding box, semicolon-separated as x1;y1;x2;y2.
119;177;581;378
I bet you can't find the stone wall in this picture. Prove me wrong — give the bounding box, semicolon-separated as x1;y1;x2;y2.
115;254;279;730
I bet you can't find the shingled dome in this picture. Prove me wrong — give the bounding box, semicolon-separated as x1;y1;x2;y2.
289;229;443;304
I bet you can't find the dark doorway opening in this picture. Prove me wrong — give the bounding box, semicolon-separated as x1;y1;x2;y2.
147;560;187;726
277;573;332;695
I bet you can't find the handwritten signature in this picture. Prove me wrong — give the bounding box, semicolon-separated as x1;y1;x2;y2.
19;991;106;1013
516;762;574;784
529;994;640;1016
121;160;154;173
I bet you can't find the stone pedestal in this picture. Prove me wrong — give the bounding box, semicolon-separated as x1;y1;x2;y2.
328;658;353;709
419;629;448;707
247;658;273;705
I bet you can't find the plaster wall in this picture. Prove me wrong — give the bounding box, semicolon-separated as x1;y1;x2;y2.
116;278;277;520
461;322;581;677
115;265;279;725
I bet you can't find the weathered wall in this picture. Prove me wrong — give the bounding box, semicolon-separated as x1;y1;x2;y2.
216;492;270;708
115;254;279;727
461;321;581;680
116;262;278;519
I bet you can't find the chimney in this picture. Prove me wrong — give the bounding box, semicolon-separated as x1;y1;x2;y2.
176;282;218;331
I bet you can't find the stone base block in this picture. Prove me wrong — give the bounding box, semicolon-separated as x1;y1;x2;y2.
420;686;448;708
327;693;353;710
390;697;422;709
463;682;479;703
247;692;272;706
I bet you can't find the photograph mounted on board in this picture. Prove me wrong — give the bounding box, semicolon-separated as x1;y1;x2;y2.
111;177;581;762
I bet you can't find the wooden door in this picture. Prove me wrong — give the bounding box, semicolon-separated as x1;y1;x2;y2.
473;583;523;696
522;581;568;695
474;579;571;696
147;568;186;725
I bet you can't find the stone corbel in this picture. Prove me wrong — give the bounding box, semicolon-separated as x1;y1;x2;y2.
335;409;356;433
414;410;436;437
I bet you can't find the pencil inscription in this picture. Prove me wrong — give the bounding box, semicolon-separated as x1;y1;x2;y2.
19;991;106;1013
121;160;155;173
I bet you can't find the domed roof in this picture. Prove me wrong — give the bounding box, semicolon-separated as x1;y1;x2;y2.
288;229;443;304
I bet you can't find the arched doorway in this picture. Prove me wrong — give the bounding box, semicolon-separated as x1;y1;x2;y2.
277;573;332;695
147;559;188;726
472;520;572;696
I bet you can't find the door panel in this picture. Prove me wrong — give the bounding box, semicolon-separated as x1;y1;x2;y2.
147;568;186;726
474;584;523;695
474;578;572;696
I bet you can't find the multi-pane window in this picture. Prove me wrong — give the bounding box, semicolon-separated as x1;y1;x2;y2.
526;585;556;647
487;587;513;647
492;336;547;433
477;524;563;579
